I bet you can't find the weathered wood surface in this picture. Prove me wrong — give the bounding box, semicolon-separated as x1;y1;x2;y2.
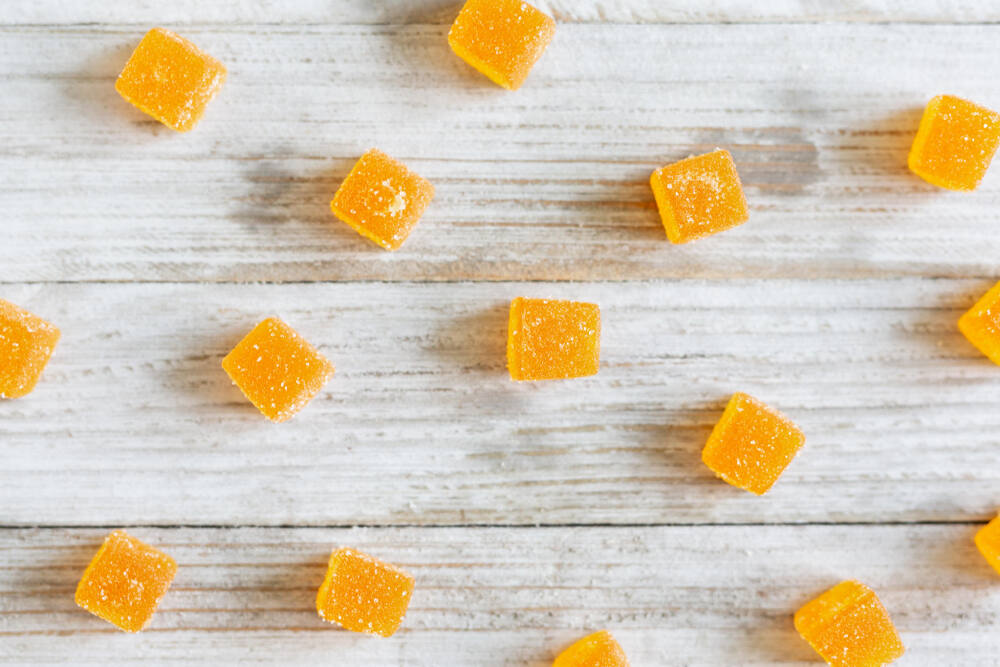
2;279;998;527
2;23;1000;282
2;525;998;665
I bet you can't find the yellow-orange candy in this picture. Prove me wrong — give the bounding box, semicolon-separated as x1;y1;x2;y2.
448;0;556;90
701;392;804;495
115;27;226;132
0;299;60;399
331;149;435;251
650;149;749;244
908;95;1000;191
974;514;1000;576
315;547;415;637
507;297;600;381
795;581;904;667
553;630;630;667
958;281;1000;365
222;317;334;423
74;530;177;633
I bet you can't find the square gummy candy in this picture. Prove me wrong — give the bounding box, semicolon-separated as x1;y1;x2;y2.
507;297;600;381
222;317;335;423
908;95;1000;191
448;0;556;90
958;281;1000;365
975;514;1000;576
701;392;804;495
330;149;435;251
115;27;226;132
553;630;630;667
0;299;60;399
315;547;415;637
74;530;177;633
794;580;905;667
650;149;749;244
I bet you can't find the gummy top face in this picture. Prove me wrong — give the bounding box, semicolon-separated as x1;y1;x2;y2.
448;0;556;90
908;95;1000;191
794;580;905;667
974;514;1000;576
330;149;436;251
74;530;177;633
650;149;749;244
958;281;1000;365
0;299;60;399
315;547;415;637
115;27;227;132
221;317;335;423
701;392;805;495
553;630;630;667
507;297;601;381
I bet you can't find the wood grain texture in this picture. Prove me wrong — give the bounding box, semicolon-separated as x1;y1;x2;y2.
2;279;998;527
2;525;998;665
2;23;1000;282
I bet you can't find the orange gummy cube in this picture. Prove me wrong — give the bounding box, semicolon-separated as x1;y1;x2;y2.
330;149;435;251
115;27;226;132
222;317;334;423
507;297;600;381
553;630;630;667
0;299;60;399
701;392;804;495
795;581;905;667
908;95;1000;191
448;0;556;90
974;514;1000;576
958;281;1000;365
74;530;177;633
650;149;749;244
315;547;415;637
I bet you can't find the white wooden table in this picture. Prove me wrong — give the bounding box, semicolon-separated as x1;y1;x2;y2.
2;1;1000;664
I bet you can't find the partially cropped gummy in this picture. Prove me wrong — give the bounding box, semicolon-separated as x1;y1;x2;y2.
315;547;415;637
908;95;1000;191
553;630;630;667
958;281;1000;365
507;297;601;381
975;514;1000;577
0;299;60;399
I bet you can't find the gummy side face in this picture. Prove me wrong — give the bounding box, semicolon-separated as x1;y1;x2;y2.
447;0;556;90
701;392;805;495
74;530;177;633
315;547;415;637
908;95;1000;191
794;580;904;667
958;281;1000;365
650;149;749;244
553;630;630;667
115;27;227;132
506;297;601;381
0;299;60;399
330;149;435;251
221;317;335;423
975;515;1000;576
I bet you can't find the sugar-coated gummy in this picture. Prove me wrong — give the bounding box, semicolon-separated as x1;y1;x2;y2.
74;530;177;633
701;393;805;495
794;580;904;667
650;149;749;244
448;0;556;90
975;514;1000;576
115;27;226;132
330;149;435;251
908;95;1000;191
0;299;60;399
222;317;335;423
315;547;415;637
958;281;1000;365
553;630;630;667
507;297;601;381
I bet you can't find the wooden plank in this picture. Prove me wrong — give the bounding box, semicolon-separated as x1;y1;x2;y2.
1;524;997;665
2;279;998;526
2;0;998;25
2;24;1000;282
